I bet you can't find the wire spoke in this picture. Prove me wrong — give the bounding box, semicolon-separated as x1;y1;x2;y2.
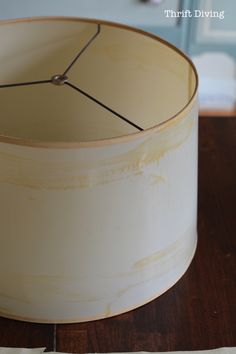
65;82;143;131
62;24;101;76
0;79;51;88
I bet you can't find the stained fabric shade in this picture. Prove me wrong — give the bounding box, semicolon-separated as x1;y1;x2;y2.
0;17;198;323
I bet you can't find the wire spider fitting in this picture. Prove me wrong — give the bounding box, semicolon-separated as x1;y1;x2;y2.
0;23;143;132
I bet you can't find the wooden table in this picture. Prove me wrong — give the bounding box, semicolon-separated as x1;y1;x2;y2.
0;116;236;353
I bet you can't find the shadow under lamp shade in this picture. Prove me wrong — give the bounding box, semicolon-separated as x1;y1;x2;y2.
0;17;198;323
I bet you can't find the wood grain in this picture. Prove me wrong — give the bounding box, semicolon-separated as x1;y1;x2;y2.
0;117;236;352
0;317;54;350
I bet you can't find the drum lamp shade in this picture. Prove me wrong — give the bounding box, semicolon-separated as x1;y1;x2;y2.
0;17;198;323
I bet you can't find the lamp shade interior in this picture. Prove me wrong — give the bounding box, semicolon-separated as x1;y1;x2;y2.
0;18;196;142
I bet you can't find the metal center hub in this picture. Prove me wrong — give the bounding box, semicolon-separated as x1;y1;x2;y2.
51;74;68;85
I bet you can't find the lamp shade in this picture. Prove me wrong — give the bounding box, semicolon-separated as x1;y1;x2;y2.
0;17;198;323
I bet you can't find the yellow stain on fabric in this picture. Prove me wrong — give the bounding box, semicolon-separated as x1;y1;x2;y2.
0;111;196;189
115;225;196;298
133;225;195;270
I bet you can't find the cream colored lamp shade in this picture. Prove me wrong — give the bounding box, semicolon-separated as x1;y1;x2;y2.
0;17;198;323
